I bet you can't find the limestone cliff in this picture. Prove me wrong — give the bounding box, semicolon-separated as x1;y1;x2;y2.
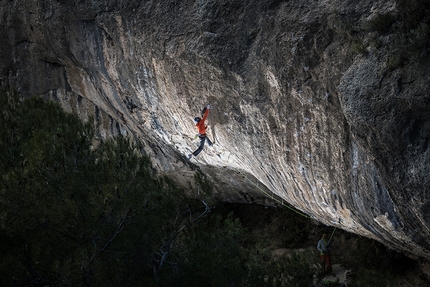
1;0;429;259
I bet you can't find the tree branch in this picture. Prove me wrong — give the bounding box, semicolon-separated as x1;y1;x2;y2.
152;200;212;280
88;207;131;265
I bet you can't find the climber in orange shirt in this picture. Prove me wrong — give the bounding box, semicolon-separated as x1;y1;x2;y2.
189;104;213;158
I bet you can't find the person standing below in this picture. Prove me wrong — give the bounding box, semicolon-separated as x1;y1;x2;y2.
188;104;212;159
317;233;332;275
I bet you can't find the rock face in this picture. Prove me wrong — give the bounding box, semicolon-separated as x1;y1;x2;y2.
1;0;429;259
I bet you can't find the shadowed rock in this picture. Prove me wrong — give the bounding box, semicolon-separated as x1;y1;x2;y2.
1;0;429;259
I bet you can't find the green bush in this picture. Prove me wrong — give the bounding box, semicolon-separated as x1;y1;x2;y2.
0;91;191;286
389;0;430;66
333;0;430;66
398;0;430;31
365;13;396;34
350;38;366;55
265;249;317;287
349;269;394;287
0;91;235;286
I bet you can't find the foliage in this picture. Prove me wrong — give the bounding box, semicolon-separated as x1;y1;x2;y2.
329;11;367;56
331;0;430;64
397;0;430;32
280;207;314;249
0;91;211;285
364;13;396;34
0;91;188;286
175;213;248;287
348;269;394;287
349;38;366;55
387;0;430;68
264;248;317;287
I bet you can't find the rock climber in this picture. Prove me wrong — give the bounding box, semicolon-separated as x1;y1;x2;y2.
189;104;212;159
317;233;333;275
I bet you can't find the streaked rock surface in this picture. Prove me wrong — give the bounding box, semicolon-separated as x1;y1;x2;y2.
1;0;429;258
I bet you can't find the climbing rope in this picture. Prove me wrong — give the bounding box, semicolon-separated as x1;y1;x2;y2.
328;227;337;244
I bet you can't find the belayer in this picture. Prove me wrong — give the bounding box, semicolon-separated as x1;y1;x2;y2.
317;233;333;275
188;104;212;159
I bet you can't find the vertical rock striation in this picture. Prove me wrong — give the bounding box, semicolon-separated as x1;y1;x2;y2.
1;0;429;258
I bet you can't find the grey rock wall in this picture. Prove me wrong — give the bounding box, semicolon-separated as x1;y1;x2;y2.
1;0;429;258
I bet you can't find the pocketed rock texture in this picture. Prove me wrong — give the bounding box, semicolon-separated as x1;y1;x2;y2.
1;0;429;259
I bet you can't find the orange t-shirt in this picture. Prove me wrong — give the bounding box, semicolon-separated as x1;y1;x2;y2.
196;108;209;135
